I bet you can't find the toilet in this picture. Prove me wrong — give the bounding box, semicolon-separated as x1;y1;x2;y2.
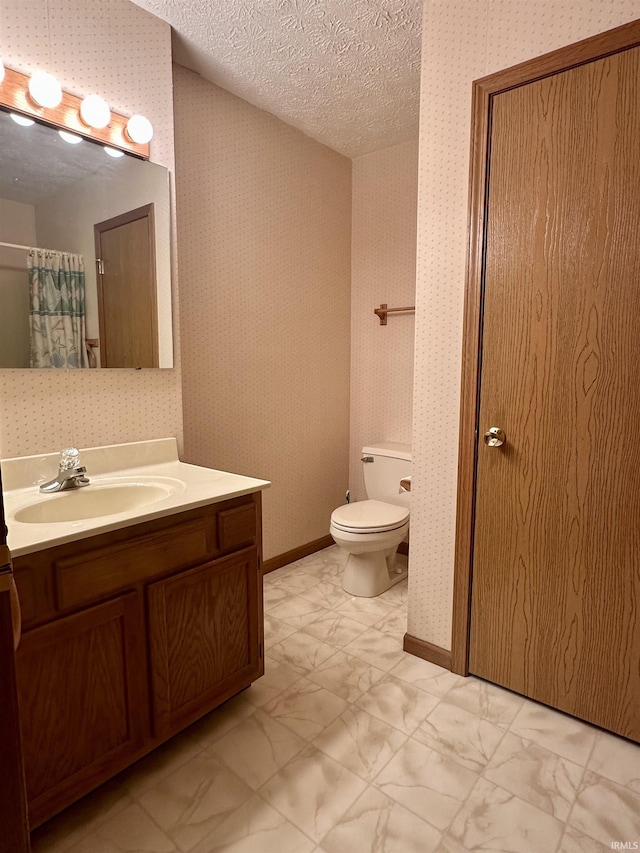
330;443;411;597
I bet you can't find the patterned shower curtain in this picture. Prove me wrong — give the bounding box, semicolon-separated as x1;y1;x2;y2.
28;249;89;368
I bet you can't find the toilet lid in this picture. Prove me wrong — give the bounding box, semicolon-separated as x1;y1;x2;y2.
331;499;409;532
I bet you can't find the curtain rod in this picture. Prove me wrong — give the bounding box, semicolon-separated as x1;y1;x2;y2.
0;240;73;254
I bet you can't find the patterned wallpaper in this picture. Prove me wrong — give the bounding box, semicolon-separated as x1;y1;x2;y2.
349;140;418;501
0;0;183;458
410;0;640;650
173;65;352;561
131;0;422;158
4;0;634;627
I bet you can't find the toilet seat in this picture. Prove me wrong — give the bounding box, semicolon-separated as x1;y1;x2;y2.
331;499;409;534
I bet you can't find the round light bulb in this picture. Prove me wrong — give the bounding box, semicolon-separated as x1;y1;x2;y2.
28;70;62;108
10;113;35;127
80;94;110;129
104;146;124;159
59;130;82;145
125;114;153;144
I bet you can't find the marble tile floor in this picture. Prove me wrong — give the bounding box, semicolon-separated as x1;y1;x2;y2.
32;546;640;853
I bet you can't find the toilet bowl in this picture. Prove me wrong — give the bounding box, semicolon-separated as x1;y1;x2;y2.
330;443;411;597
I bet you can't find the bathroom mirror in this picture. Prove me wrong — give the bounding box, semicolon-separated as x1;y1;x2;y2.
0;108;173;368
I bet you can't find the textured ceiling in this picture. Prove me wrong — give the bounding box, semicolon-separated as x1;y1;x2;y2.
130;0;422;158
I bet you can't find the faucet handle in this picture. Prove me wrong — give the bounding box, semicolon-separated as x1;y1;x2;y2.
59;447;82;471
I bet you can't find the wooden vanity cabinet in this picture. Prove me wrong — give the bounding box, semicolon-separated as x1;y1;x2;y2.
12;491;264;829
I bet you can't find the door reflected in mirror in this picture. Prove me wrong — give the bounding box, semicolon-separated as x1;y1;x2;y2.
0;108;173;368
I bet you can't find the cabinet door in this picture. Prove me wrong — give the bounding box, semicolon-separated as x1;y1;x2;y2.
148;548;262;738
16;592;147;827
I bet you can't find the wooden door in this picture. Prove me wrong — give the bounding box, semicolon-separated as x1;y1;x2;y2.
463;31;640;741
16;593;147;827
147;548;262;738
94;204;158;368
0;473;30;851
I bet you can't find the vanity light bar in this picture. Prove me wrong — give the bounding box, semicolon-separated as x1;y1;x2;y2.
0;66;150;159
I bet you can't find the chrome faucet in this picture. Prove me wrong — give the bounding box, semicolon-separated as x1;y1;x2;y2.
39;447;90;493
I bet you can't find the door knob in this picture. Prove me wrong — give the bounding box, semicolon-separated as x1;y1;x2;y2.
483;427;506;447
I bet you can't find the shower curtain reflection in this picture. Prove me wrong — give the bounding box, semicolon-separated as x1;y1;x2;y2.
28;249;89;368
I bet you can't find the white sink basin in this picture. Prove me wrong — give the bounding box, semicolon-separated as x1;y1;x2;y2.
14;482;176;524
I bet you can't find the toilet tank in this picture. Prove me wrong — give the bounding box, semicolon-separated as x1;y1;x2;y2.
362;442;411;508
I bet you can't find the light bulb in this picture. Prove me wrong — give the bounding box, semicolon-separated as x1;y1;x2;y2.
28;70;62;108
104;146;124;158
59;130;82;145
10;113;35;127
125;114;153;144
80;94;110;129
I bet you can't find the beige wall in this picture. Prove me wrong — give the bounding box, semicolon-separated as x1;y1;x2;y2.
410;0;640;649
173;65;352;561
349;141;418;501
7;0;632;630
0;0;182;458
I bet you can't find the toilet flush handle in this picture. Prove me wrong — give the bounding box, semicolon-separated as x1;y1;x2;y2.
361;456;374;463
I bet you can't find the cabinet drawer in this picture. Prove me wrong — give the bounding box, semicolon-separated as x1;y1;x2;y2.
55;517;208;609
217;502;256;551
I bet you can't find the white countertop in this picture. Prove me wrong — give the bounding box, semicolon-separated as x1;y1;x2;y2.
1;438;270;557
